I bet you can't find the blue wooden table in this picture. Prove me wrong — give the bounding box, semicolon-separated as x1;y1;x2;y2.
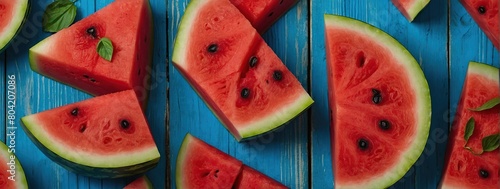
1;0;499;188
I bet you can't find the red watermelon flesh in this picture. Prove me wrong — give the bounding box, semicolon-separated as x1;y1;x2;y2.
0;142;28;189
29;0;153;106
123;175;153;189
460;0;500;50
0;0;29;51
439;62;499;189
233;165;288;189
391;0;430;21
176;134;288;189
229;0;299;33
20;90;160;178
176;133;243;189
172;0;313;141
325;15;431;188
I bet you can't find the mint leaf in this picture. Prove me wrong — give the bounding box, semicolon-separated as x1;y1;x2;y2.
97;38;113;61
43;0;77;32
482;133;500;152
464;117;475;145
469;97;500;111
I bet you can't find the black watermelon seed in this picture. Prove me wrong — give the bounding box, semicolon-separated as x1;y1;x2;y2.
71;108;79;116
280;0;284;4
241;88;250;98
214;170;219;178
273;70;283;81
268;12;274;17
86;27;97;38
479;169;489;178
379;120;390;130
120;120;130;129
249;56;258;68
478;6;486;14
90;78;96;83
83;75;89;79
79;124;86;133
207;44;218;53
372;89;382;104
358;139;369;150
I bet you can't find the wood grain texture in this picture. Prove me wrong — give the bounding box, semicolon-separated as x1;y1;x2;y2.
1;0;167;188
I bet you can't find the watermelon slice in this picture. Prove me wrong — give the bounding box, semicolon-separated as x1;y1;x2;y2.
324;15;431;188
0;0;29;52
172;0;313;141
124;175;153;189
460;0;499;50
0;142;28;189
229;0;299;33
29;0;154;106
439;62;499;189
20;90;160;178
233;165;288;189
176;133;243;188
176;134;288;188
391;0;430;21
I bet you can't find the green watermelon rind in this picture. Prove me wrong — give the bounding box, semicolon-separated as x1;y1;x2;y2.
404;0;430;21
175;133;196;189
0;142;28;189
20;116;160;178
324;14;431;188
0;0;29;52
172;0;313;141
467;61;499;82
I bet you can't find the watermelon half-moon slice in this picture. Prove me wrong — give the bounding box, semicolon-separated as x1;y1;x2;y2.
20;90;160;178
439;62;499;189
391;0;430;21
172;0;313;141
0;0;29;52
460;0;499;50
325;15;431;188
0;142;28;189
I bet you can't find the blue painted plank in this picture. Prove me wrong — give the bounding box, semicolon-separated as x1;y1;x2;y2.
4;0;167;188
450;0;499;113
1;53;5;142
167;0;310;188
311;0;449;188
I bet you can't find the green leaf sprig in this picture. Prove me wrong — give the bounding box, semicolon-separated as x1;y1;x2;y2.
43;0;78;32
463;97;500;155
97;38;114;62
469;97;500;111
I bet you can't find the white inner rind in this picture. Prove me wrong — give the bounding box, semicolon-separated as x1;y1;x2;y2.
21;116;160;168
237;91;313;140
406;0;430;21
468;62;499;83
0;0;29;50
325;14;431;189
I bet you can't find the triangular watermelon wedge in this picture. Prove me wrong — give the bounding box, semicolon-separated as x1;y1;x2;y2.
124;175;153;189
229;0;299;33
439;62;499;189
460;0;499;50
391;0;430;21
20;90;160;178
29;0;154;106
176;134;288;188
176;134;243;189
0;0;29;52
172;0;313;141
